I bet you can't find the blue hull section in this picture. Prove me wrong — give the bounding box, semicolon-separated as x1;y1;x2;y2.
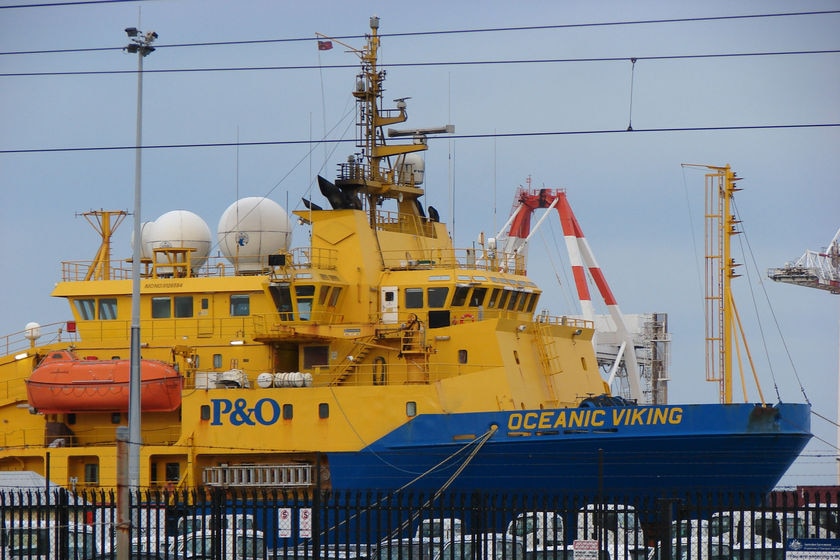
326;402;811;499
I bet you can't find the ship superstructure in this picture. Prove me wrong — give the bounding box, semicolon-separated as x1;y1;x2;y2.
0;17;810;500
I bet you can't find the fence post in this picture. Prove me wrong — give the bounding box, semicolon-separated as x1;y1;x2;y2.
656;497;676;560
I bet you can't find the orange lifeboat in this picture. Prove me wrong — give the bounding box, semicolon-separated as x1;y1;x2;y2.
26;350;183;414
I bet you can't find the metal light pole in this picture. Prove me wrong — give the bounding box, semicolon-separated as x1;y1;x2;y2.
124;26;157;491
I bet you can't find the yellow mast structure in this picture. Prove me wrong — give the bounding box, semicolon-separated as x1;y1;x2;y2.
698;164;765;405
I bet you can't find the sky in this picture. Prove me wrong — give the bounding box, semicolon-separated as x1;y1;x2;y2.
1;0;838;488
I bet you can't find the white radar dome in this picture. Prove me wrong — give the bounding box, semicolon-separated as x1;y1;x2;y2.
217;197;292;272
396;153;424;185
24;322;41;341
144;210;212;271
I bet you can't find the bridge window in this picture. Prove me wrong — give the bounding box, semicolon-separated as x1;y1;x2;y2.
318;286;330;305
98;298;118;320
328;287;342;307
270;285;293;320
427;286;449;307
451;286;469;306
526;293;538;312
295;285;315;321
470;287;487;307
152;297;171;318
488;289;501;308
230;294;250;316
405;288;423;308
507;292;522;311
174;296;193;318
75;299;95;320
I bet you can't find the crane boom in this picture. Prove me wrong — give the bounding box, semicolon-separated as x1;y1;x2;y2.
768;228;840;294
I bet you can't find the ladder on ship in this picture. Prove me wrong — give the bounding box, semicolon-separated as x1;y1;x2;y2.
534;318;561;406
328;335;377;385
203;464;313;488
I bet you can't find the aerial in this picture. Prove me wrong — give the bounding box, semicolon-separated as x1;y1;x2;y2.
0;0;838;488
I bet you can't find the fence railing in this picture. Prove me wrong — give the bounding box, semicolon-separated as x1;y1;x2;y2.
1;488;838;559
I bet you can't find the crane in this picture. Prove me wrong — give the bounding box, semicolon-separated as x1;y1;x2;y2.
767;228;840;293
768;228;840;483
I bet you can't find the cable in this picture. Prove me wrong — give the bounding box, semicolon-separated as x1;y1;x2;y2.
0;0;141;9
3;49;839;77
1;9;838;52
2;123;838;155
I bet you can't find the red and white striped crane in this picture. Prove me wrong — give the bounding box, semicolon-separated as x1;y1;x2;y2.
495;184;644;402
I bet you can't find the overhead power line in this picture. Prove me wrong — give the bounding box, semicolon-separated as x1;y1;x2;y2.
2;49;838;78
2;123;839;155
0;9;838;55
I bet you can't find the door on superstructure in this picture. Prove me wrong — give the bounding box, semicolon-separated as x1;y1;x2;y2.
381;286;398;324
197;295;213;337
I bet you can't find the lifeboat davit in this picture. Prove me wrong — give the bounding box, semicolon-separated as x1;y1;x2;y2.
26;350;183;414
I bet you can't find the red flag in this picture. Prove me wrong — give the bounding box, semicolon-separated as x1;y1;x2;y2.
317;40;333;51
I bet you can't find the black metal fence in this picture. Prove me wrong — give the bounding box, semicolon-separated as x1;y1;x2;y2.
1;489;838;560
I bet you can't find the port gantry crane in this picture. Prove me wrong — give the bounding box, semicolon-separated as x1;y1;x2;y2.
768;228;840;482
767;228;840;294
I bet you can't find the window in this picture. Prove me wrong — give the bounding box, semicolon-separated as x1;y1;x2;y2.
165;462;180;482
318;286;330;305
328;287;342;307
303;346;329;368
319;403;329;419
451;286;469;306
230;294;250;316
497;290;510;309
283;404;293;420
269;285;293;320
174;296;193;318
213;354;222;369
84;463;99;484
295;285;315;321
201;297;209;310
427;286;449;308
469;287;487;307
75;299;95;320
98;298;118;320
405;288;423;308
152;297;171;318
458;349;468;364
525;293;538;313
488;288;501;308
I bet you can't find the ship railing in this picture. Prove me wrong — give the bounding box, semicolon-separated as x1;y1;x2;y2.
374;209;438;238
308;362;493;387
0;320;80;358
381;248;526;275
60;247;341;282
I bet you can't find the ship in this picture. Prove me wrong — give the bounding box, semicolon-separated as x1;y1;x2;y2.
0;16;811;500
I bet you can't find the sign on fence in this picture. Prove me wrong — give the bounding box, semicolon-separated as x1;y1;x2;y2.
786;539;840;559
572;539;599;559
278;507;292;538
299;507;312;538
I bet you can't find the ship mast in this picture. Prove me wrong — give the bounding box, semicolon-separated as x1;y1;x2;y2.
700;164;765;405
331;16;452;231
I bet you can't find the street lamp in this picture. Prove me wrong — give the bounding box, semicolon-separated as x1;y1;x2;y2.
123;26;156;492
